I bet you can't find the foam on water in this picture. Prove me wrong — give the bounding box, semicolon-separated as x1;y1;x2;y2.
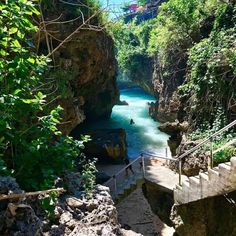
83;87;170;158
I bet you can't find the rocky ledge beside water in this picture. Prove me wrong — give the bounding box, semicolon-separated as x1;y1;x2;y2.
0;176;141;236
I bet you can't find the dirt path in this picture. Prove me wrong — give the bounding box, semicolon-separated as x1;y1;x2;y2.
116;187;175;236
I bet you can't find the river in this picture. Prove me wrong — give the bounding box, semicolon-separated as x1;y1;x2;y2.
78;87;170;159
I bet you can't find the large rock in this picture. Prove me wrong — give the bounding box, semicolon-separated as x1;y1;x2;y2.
45;184;140;236
37;1;119;135
118;55;155;95
84;129;127;164
169;140;208;176
0;177;23;211
142;181;174;226
152;53;187;123
158;121;189;136
171;191;236;236
158;121;189;156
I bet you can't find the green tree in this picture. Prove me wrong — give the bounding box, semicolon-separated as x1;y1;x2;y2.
0;0;84;191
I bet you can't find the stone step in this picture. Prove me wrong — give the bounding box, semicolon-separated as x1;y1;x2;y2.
218;163;231;179
189;176;200;186
188;176;201;202
224;162;231;166
199;172;209;181
208;168;219;181
199;172;209;198
174;187;184;204
219;162;231;171
181;180;190;202
230;156;236;168
174;157;236;205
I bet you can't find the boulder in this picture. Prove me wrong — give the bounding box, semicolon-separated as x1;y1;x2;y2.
117;100;129;105
171;191;236;236
84;129;127;164
0;177;23;211
169;140;208;176
45;184;125;236
158;121;189;136
158;121;189;156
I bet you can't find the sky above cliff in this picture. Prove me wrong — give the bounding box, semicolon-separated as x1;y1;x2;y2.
100;0;136;19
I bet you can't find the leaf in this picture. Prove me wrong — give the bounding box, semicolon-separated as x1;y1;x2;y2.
27;58;35;64
0;49;8;56
12;39;21;48
14;89;21;95
22;98;37;104
9;27;18;35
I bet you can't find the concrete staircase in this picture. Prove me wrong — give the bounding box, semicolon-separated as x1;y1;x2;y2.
174;156;236;204
113;175;144;204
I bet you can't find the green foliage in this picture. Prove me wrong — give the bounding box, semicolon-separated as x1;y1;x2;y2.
138;0;148;6
0;0;85;191
79;155;97;198
109;19;155;75
214;146;236;165
188;108;228;140
41;191;58;220
148;0;220;59
188;110;236;165
146;0;235;128
179;3;236;124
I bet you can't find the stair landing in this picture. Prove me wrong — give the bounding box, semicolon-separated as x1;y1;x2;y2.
145;164;188;193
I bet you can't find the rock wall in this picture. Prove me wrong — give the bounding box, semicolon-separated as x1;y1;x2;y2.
38;1;119;135
143;178;236;236
83;128;127;163
171;191;236;236
151;56;187;123
142;181;174;226
0;177;142;236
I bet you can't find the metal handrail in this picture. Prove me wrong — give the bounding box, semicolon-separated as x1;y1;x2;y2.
104;120;236;194
175;120;236;161
175;119;236;185
104;155;144;197
114;155;142;177
142;151;176;161
104;148;173;197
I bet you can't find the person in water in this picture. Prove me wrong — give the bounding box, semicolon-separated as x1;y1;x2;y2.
130;118;135;125
125;157;134;175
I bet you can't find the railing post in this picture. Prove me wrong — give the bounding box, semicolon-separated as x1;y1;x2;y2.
113;175;117;196
141;154;145;177
165;148;169;165
209;137;214;169
179;159;182;186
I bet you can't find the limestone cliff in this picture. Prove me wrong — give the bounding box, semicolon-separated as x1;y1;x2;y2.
171;191;236;236
37;1;119;135
151;54;187;123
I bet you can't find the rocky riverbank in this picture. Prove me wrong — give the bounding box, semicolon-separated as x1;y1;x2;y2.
0;176;142;236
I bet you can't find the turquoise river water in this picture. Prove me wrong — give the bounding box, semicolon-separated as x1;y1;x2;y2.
81;87;170;158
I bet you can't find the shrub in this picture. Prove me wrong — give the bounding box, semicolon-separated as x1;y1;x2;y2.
0;0;85;191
